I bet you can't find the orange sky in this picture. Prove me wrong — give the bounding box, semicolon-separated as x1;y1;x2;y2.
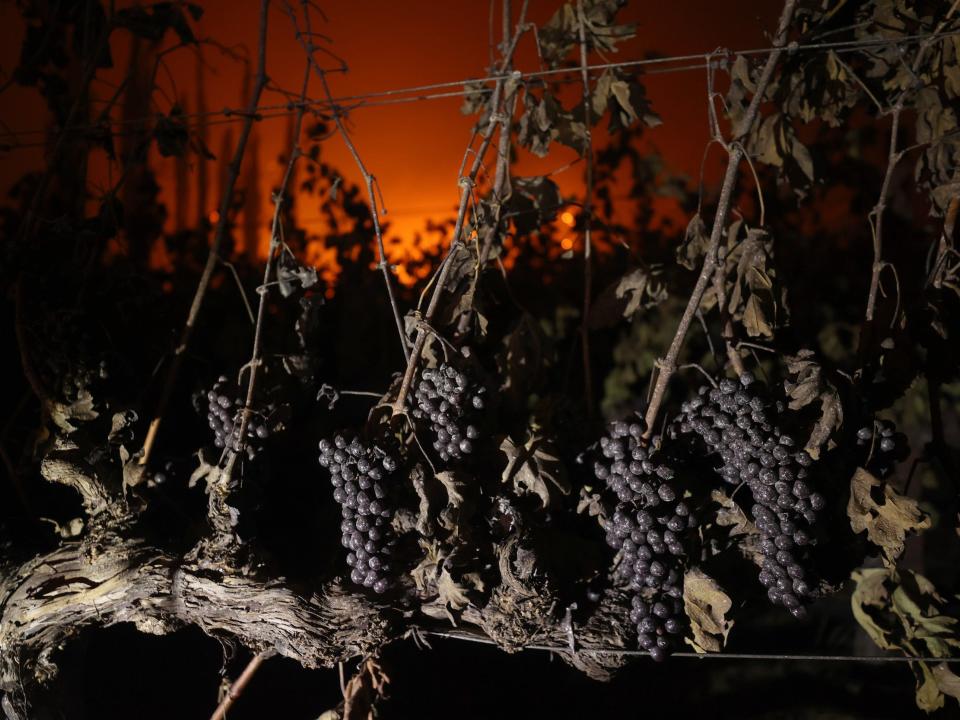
0;0;777;276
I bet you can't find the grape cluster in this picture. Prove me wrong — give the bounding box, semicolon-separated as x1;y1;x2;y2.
205;376;277;460
410;362;486;463
594;419;694;661
673;373;821;616
856;420;908;478
318;434;398;594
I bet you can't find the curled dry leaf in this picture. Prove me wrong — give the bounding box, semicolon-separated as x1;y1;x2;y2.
576;487;607;521
588;264;667;329
341;657;390;720
848;468;930;565
851;567;960;712
932;664;960;704
676;212;708;270
47;390;99;434
434;470;472;537
783;350;843;459
500;435;571;508
437;567;485;613
711;489;763;565
682;568;734;653
39;516;84;539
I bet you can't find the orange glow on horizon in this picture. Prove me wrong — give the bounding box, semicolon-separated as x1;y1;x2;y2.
0;1;781;291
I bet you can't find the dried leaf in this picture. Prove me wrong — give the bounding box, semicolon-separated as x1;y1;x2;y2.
848;468;930;565
711;489;763;564
576;488;607;520
805;390;843;460
933;664;960;702
47;390;99;434
410;539;445;593
435;470;471;535
784;350;822;410
683;568;733;653
676;213;708;270
852;567;960;712
589;265;667;328
851;567;897;651
783;351;843;458
500;435;570;508
792;139;815;181
742;293;773;338
437;567;472;611
711;489;758;538
917;662;945;712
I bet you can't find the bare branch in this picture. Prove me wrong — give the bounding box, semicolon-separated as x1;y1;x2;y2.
642;0;797;439
209;651;275;720
141;0;271;468
286;2;410;362
577;0;596;418
863;2;959;331
209;0;314;544
393;1;529;414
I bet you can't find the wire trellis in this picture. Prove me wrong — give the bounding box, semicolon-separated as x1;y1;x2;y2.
419;628;960;664
1;29;957;151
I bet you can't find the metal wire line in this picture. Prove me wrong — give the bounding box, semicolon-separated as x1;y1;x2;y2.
420;629;960;664
0;28;957;150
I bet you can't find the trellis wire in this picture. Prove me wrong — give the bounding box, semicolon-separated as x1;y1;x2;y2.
419;629;960;664
1;28;957;150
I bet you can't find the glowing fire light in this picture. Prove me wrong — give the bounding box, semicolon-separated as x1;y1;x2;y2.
561;237;573;251
561;211;575;226
209;210;220;224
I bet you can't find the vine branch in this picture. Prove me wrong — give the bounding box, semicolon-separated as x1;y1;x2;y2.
862;2;959;331
287;1;410;362
642;0;797;439
393;2;529;413
209;651;275;720
210;1;314;542
577;0;596;418
141;0;271;468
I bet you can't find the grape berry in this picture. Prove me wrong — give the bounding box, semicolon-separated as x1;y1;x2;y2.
319;434;398;594
594;419;694;661
205;376;280;460
672;373;820;616
856;420;908;478
410;362;486;463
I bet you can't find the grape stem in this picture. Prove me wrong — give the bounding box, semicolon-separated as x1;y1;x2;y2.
642;0;798;441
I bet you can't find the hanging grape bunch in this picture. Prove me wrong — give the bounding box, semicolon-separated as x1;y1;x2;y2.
410;360;486;463
856;420;909;479
672;373;822;617
594;419;695;661
318;433;398;594
205;376;282;460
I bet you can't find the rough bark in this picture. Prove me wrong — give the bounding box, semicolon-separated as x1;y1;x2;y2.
0;450;632;718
